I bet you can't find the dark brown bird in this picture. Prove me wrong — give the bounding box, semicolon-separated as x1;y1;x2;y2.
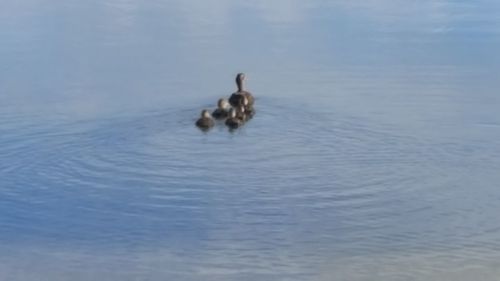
229;73;254;108
235;105;248;122
196;109;215;130
212;98;230;119
225;108;243;129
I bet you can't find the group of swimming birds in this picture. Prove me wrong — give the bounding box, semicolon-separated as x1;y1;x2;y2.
196;73;255;131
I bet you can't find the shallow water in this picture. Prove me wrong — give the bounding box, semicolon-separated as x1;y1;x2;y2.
1;0;500;280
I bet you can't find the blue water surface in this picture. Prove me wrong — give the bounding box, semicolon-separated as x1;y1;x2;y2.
1;1;500;280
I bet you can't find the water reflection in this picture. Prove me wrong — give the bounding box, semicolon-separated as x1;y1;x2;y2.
1;0;500;280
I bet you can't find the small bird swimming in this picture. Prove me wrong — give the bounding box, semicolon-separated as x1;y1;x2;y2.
225;108;243;129
229;73;255;108
212;98;230;119
235;105;247;122
242;95;255;119
196;109;215;130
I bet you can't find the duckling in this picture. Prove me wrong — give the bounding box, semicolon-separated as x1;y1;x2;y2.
235;105;247;122
212;98;230;119
229;73;255;107
196;109;215;130
242;95;255;119
225;108;243;129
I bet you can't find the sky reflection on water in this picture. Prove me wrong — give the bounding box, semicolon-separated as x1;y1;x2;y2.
1;0;500;280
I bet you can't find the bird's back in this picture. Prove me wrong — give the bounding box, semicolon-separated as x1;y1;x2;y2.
196;117;214;129
225;117;241;129
229;92;246;107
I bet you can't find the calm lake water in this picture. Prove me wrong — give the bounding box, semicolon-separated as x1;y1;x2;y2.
1;0;500;280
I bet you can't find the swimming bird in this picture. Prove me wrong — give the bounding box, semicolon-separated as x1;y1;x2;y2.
242;95;255;119
225;108;243;129
212;98;230;119
196;109;215;130
235;105;248;122
229;73;255;107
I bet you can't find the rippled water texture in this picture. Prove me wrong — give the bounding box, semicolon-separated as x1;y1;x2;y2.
1;1;500;280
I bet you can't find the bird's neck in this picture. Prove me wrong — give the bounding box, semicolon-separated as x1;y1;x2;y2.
237;80;244;92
